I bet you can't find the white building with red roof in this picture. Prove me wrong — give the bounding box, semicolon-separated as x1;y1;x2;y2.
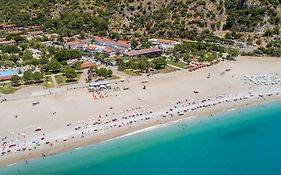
93;37;131;51
149;38;181;52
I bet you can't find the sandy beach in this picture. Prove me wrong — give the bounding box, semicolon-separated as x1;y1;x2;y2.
1;56;281;167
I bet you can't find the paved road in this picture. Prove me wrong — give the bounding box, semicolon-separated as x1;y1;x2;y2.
78;69;88;84
50;74;58;88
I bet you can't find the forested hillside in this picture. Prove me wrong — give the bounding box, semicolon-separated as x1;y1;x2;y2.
0;0;280;38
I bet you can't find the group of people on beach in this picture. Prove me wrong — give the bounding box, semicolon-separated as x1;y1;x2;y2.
1;86;280;158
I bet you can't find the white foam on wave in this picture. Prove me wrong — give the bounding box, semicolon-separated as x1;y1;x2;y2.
104;116;198;144
227;108;237;112
7;163;16;167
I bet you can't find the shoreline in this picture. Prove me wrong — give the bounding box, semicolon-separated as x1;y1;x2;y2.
1;94;280;168
1;56;281;168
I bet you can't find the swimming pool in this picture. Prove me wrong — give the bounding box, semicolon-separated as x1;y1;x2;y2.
0;70;19;77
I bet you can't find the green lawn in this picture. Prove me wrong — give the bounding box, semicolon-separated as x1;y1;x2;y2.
167;60;186;68
0;84;20;94
159;66;179;73
110;74;120;80
55;73;81;86
0;76;55;94
42;76;54;88
122;69;141;76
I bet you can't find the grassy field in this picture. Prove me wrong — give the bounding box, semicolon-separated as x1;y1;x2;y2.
55;73;81;86
167;60;186;68
0;83;20;94
110;74;120;80
42;76;54;88
122;69;141;76
158;66;179;73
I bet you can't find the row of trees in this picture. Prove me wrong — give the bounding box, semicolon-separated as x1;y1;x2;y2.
62;66;78;81
173;41;226;62
11;71;43;86
243;40;281;57
117;57;167;72
90;67;113;78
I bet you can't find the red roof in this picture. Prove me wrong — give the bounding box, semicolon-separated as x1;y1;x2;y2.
0;40;16;45
0;75;13;81
124;48;162;57
94;37;130;48
81;62;95;69
28;31;43;35
85;45;96;50
103;47;112;53
1;24;15;28
79;38;92;42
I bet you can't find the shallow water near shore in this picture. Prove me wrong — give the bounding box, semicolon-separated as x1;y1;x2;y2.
1;101;281;175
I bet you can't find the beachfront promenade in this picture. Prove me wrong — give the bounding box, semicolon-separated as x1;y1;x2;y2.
1;56;281;166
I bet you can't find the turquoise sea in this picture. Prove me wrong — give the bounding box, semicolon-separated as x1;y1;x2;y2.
1;101;281;175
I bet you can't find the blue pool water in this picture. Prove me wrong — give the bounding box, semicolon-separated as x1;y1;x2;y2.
1;101;281;175
0;70;18;77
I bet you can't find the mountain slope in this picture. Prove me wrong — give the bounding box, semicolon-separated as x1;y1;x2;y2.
0;0;280;38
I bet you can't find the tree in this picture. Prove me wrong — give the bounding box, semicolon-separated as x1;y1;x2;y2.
153;57;167;69
228;48;239;57
22;51;34;61
138;60;149;72
48;59;62;73
73;61;82;70
107;69;113;77
131;39;138;49
10;75;21;86
63;67;77;81
95;52;105;63
0;45;20;54
33;72;43;82
89;65;97;72
256;39;262;46
55;49;83;62
98;68;109;78
23;70;34;83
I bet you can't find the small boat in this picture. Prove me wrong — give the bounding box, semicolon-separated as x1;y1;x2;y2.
32;101;40;106
63;138;68;142
35;127;42;132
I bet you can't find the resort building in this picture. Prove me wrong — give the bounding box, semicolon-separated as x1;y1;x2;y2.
81;61;96;69
27;31;44;40
123;48;162;58
0;40;16;45
0;24;16;31
64;38;93;49
149;38;181;52
103;47;115;57
93;37;131;51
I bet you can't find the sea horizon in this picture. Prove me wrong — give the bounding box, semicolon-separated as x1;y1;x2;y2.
1;101;281;175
